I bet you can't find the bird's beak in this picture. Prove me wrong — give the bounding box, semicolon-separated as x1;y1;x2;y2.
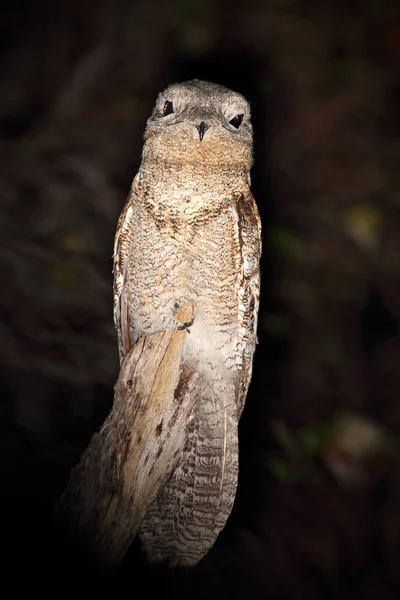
196;121;210;142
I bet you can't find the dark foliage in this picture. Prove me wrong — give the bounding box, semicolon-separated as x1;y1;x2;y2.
1;0;399;597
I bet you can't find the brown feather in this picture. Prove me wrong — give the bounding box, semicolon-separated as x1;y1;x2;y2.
112;80;261;566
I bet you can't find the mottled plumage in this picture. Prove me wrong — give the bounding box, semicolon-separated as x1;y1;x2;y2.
113;79;261;566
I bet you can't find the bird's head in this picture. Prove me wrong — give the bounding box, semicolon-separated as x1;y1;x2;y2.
142;79;253;171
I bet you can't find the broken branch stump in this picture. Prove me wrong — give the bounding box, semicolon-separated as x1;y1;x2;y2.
53;305;196;574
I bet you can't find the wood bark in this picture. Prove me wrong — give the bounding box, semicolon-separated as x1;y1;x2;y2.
53;305;196;574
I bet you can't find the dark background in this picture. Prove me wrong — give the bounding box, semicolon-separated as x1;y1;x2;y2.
1;0;400;597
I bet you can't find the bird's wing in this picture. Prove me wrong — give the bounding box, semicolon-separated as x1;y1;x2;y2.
113;175;138;363
236;191;262;416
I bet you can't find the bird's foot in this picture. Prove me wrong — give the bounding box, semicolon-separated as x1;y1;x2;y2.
175;303;195;333
177;316;195;332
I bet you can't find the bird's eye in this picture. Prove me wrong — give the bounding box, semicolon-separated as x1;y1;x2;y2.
229;114;244;129
163;100;174;116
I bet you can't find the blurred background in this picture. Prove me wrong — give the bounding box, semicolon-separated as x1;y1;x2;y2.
1;0;400;596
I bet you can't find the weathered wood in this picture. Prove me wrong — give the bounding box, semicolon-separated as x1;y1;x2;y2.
53;305;197;573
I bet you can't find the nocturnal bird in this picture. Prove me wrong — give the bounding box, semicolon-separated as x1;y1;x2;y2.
113;79;261;566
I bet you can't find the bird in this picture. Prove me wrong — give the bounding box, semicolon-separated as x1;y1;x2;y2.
113;79;261;567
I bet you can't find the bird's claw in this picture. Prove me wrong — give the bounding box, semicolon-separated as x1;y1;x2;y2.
177;316;195;332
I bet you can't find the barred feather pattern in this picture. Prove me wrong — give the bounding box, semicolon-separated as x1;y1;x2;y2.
139;369;239;566
112;80;261;567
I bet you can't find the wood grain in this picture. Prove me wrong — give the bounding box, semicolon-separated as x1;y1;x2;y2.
53;305;196;573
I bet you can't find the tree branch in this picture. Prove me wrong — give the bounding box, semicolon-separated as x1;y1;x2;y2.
53;304;196;573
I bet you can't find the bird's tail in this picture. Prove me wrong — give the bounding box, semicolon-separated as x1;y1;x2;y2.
139;369;239;566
